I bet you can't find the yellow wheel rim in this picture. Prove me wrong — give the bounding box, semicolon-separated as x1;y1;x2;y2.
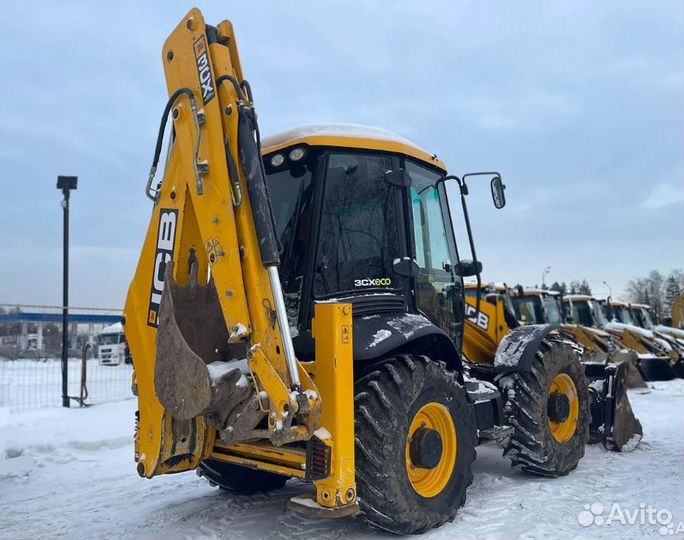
405;402;457;498
548;373;579;443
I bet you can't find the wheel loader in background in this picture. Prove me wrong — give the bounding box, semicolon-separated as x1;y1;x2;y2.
462;283;643;451
562;295;678;381
124;9;644;534
511;287;646;388
609;300;684;378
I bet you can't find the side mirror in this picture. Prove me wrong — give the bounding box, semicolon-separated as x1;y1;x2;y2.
454;259;482;277
393;257;420;277
491;175;506;209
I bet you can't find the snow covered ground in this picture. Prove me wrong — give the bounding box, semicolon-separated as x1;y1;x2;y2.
1;381;682;540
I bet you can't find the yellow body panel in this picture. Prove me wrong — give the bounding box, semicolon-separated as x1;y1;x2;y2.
462;286;512;364
673;293;684;329
309;303;357;509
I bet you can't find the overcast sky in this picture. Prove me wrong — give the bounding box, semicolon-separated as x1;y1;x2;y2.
0;1;681;308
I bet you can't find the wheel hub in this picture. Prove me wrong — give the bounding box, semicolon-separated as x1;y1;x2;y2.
409;427;443;469
547;391;571;423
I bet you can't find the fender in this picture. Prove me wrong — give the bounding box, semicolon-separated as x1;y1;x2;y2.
494;324;559;375
353;312;463;374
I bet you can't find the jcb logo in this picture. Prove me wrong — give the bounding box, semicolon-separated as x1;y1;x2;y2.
465;305;489;331
354;277;392;287
193;36;215;105
147;209;178;328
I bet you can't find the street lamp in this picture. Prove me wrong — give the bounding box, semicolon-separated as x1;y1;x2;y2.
602;280;612;298
541;266;551;288
57;175;77;407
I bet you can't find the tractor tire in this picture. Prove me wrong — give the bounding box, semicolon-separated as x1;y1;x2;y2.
198;459;287;495
500;338;590;476
354;355;477;534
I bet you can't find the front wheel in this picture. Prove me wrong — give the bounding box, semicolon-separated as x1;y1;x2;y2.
500;338;590;476
354;355;477;534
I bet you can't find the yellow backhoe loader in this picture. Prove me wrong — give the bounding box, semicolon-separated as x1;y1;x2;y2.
562;296;678;381
124;9;643;534
462;283;642;452
511;287;645;388
621;302;684;378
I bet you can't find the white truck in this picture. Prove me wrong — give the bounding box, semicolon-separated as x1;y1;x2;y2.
97;322;130;365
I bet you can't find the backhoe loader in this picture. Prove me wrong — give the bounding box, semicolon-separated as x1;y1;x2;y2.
511;287;646;388
618;302;684;378
562;296;677;381
462;283;642;451
125;9;643;534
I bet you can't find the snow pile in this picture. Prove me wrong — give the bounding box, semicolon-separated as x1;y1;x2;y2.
605;322;655;339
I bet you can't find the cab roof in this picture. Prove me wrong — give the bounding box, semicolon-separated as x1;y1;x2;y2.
608;299;629;307
261;124;446;172
563;294;595;302
519;288;560;296
464;281;509;292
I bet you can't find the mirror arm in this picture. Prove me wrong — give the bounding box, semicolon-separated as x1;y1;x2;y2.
440;174;483;319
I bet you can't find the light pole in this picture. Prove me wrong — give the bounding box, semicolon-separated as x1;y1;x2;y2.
57;175;77;407
602;280;612;298
541;266;551;288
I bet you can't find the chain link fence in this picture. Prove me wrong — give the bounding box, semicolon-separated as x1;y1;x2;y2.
0;304;133;411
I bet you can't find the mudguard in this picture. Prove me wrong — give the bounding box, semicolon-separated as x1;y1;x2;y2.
353;312;462;373
493;324;559;375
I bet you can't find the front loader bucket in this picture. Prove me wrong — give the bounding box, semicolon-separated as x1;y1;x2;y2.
607;350;647;389
635;354;677;382
673;358;684;378
585;362;643;452
155;262;263;433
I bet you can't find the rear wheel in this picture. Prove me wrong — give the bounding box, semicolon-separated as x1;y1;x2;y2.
354;355;477;534
199;459;288;495
500;338;590;476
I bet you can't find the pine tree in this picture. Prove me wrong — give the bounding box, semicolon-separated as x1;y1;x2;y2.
664;272;682;316
578;279;592;295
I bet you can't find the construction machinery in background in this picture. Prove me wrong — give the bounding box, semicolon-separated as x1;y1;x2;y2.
617;301;684;378
562;295;677;381
673;292;684;329
510;287;645;388
462;283;642;451
124;9;643;534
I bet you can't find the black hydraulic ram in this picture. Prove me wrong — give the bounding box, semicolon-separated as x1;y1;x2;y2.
229;90;301;390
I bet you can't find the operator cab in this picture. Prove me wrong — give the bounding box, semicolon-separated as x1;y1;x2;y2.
261;124;497;366
512;288;563;325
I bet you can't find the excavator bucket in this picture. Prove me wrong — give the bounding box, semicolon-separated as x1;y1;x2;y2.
155;262;264;436
585;362;643;452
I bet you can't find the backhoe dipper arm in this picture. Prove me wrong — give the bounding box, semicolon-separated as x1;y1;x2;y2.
124;9;321;478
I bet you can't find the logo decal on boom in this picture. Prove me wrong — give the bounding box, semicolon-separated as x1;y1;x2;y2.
193;36;215;105
147;209;178;327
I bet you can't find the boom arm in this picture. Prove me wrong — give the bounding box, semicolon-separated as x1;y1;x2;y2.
124;9;322;478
